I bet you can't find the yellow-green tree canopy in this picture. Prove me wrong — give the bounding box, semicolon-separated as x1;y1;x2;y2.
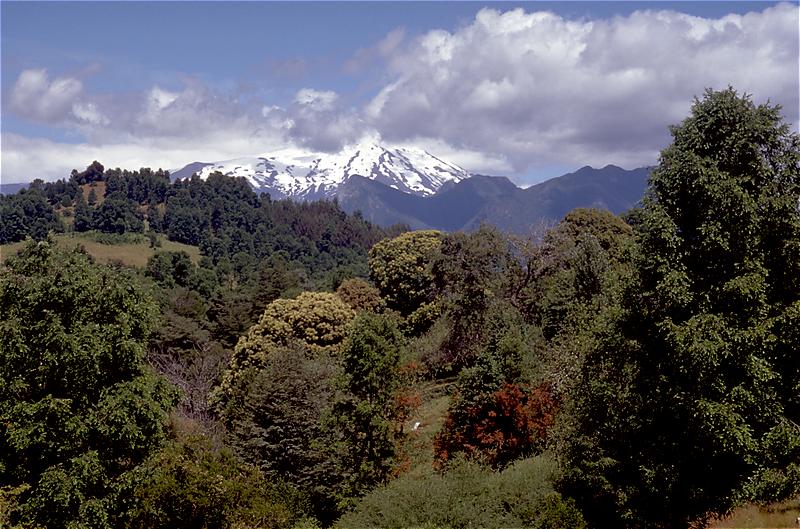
544;208;633;264
215;291;354;409
368;230;444;316
336;278;384;313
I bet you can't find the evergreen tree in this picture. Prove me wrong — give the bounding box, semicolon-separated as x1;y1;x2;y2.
73;194;93;232
564;88;800;529
147;203;163;233
330;313;404;504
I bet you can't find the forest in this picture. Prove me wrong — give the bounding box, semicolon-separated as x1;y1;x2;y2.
1;88;798;529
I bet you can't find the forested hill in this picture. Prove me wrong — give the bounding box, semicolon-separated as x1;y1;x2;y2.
0;163;405;285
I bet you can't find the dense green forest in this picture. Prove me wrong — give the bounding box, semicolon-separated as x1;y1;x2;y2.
1;88;798;529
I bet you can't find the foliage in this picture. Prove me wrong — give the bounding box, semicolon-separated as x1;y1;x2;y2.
435;383;557;469
0;242;177;528
70;161;105;185
338;455;585;529
434;303;550;467
336;277;385;313
215;292;354;413
145;251;199;291
245;292;355;353
74;194;93;233
329;313;406;504
0;188;63;243
117;429;302;529
163;173;396;287
515;208;634;339
430;225;520;371
369;230;443;316
103;167;170;205
225;343;341;524
563;88;800;529
91;197;145;234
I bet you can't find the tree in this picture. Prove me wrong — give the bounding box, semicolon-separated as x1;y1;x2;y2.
73;194;93;232
117;431;302;529
0;242;177;528
338;455;585;529
368;230;443;316
330;313;405;504
214;292;354;413
145;251;196;290
336;277;384;313
564;88;800;529
225;343;341;524
434;302;551;468
0;191;62;243
69;161;104;185
147;203;163;232
92;197;144;234
430;225;519;371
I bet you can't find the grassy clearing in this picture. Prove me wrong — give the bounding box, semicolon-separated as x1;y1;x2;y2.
395;379;454;479
710;498;800;528
0;232;201;268
81;181;107;205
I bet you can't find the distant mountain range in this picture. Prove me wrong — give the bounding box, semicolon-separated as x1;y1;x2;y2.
0;183;29;196
172;144;651;233
335;165;651;233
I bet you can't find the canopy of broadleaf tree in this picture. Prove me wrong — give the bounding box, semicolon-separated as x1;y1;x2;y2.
564;88;800;529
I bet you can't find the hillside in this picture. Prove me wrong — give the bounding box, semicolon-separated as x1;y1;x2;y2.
0;232;200;267
337;165;652;233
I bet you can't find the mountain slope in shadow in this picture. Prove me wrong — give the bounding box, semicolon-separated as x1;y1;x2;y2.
337;165;652;233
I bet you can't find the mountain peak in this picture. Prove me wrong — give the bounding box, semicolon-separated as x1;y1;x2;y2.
173;142;469;199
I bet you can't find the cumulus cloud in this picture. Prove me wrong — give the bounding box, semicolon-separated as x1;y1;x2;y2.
1;130;293;183
287;88;364;151
367;3;799;172
4;4;798;184
10;69;84;123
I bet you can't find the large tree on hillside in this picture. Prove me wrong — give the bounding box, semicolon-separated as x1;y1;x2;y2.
0;242;177;528
564;88;800;529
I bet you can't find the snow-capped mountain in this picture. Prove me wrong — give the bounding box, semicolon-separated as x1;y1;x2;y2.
172;142;470;199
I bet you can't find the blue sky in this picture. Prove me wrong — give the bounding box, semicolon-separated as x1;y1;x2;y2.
2;1;798;184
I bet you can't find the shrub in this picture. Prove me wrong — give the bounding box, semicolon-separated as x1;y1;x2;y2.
338;455;585;529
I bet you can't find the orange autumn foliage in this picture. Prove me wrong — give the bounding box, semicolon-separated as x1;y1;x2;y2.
434;383;557;468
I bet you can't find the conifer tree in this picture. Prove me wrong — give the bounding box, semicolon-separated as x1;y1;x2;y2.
73;194;93;232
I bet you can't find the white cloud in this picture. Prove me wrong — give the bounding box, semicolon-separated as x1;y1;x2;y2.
0;131;294;183
148;87;179;111
287;88;364;151
394;136;514;175
71;102;108;125
368;3;799;172
4;4;797;184
10;69;84;123
294;88;338;111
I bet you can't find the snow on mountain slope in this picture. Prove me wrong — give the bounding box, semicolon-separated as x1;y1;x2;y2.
175;142;469;199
